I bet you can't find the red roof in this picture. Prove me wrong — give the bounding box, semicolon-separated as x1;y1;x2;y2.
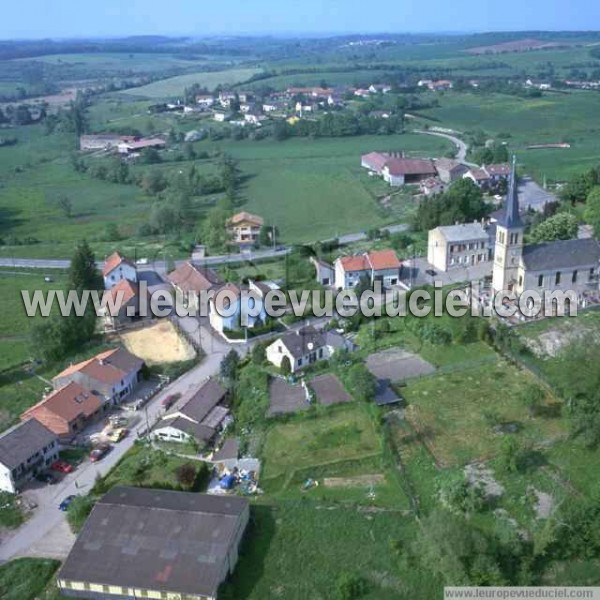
339;250;401;272
361;152;389;173
103;252;135;277
228;212;264;227
384;158;436;177
168;262;222;294
108;279;139;305
485;163;511;176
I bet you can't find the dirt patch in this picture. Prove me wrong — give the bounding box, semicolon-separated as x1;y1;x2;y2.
323;474;385;488
366;348;435;382
464;463;505;499
120;320;195;365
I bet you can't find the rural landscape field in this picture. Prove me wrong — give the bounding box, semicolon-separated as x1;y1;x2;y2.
0;9;600;600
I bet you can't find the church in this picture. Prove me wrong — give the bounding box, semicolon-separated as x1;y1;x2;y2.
492;158;600;296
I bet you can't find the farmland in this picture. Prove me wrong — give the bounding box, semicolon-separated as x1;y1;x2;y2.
118;68;262;99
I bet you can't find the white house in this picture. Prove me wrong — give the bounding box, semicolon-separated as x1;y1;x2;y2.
334;250;401;289
196;94;215;108
154;378;228;445
208;281;271;334
102;252;138;290
266;326;351;373
0;420;59;493
310;257;335;286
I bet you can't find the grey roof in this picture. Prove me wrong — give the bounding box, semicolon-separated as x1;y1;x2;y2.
435;222;488;242
162;417;216;443
212;438;240;462
58;486;248;597
374;379;402;406
279;326;326;359
175;378;227;424
497;156;523;228
435;158;467;173
0;419;57;469
521;238;600;271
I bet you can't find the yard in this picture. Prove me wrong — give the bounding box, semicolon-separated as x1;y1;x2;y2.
402;360;567;466
0;558;61;600
260;404;385;494
119;320;196;365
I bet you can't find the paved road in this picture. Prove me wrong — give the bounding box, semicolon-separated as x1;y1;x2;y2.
518;176;557;212
413;129;472;164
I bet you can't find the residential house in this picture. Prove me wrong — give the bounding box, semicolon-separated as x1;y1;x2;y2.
154;377;229;445
244;111;266;125
57;486;249;600
195;94;215;108
102;251;138;289
52;348;144;405
310;257;335;286
463;163;511;189
427;222;493;272
0;420;59;493
434;158;470;183
266;326;350;373
334;249;402;289
22;382;108;440
237;91;253;103
213;109;232;122
492;159;600;295
208;281;269;334
218;90;237;107
369;83;392;94
168;262;223;310
463;167;492;188
101;279;149;330
227;211;264;244
354;88;371;98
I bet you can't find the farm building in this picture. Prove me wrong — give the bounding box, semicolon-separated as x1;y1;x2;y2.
434;158;469;183
56;486;249;600
361;152;436;186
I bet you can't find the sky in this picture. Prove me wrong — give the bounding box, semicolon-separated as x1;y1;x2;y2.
2;0;600;39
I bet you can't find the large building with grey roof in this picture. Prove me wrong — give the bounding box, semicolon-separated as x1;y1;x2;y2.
0;419;58;493
57;486;249;600
427;221;494;272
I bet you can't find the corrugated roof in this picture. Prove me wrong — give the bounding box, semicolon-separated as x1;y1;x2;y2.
57;486;248;597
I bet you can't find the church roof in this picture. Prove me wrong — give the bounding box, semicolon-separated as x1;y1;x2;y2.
521;238;600;272
497;156;523;229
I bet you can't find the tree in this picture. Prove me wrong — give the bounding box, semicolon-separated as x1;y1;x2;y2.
584;186;600;238
499;436;520;473
174;463;197;488
335;573;368;600
251;342;267;365
140;170;167;195
518;383;545;417
220;350;240;382
68;240;102;292
345;363;376;402
103;222;121;242
56;194;73;218
201;207;230;252
280;355;292;375
529;212;578;243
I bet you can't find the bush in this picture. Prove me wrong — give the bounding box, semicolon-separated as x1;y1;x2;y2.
336;572;368;600
66;495;95;532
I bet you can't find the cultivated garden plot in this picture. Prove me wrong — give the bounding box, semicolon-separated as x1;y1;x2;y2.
267;377;308;416
366;348;436;382
309;373;353;406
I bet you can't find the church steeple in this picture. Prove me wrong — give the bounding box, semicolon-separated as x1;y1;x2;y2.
498;155;522;228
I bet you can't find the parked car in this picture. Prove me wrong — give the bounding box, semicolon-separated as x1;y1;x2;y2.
162;393;180;410
89;444;112;462
106;428;128;443
51;460;74;474
59;495;77;511
109;415;128;428
425;269;437;277
35;472;56;485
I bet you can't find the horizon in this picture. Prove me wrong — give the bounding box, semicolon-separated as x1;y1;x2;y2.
1;0;600;40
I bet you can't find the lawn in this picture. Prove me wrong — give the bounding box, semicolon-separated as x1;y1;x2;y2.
223;501;439;600
96;442;207;493
118;68;262;99
0;558;61;600
260;404;384;494
415;89;600;181
0;491;25;528
402;360;567;466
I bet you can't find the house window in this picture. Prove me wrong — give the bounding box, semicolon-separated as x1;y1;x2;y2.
538;275;544;287
318;348;323;358
518;275;523;287
278;345;282;353
590;267;596;281
297;358;303;366
102;585;110;593
555;272;561;285
572;270;578;283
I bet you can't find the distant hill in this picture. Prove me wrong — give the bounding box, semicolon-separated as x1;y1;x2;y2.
465;38;570;55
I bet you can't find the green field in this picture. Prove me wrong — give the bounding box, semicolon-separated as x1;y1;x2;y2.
119;68;262;99
0;558;61;600
403;360;567;466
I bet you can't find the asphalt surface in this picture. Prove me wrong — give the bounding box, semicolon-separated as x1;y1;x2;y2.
414;129;471;164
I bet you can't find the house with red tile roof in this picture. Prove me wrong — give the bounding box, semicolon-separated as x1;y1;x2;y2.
334;250;401;289
52;348;144;405
227;212;264;245
361;152;436;186
167;262;223;310
102;251;137;290
21;382;109;440
101;279;150;330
